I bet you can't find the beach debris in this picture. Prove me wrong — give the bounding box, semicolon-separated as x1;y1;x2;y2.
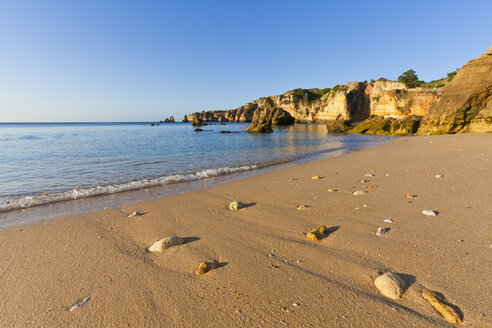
292;303;300;307
306;225;329;241
422;210;438;217
353;190;368;196
327;188;337;192
421;289;462;324
362;204;368;207
287;178;297;181
311;175;322;180
364;173;375;177
435;174;445;178
296;205;310;210
406;194;416;199
148;236;184;252
69;297;91;311
270;263;280;269
228;200;243;211
368;185;378;189
376;227;387;236
360;179;369;183
383;219;393;223
195;261;218;275
374;273;406;300
128;211;143;218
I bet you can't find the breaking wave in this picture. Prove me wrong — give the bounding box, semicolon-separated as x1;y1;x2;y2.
0;164;258;212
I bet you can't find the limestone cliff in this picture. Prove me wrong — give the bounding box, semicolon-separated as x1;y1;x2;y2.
370;81;440;118
418;45;492;134
185;82;440;125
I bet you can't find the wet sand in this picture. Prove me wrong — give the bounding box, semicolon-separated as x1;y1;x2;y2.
0;134;490;327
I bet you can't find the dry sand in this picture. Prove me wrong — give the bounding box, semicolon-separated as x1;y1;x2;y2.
0;134;491;327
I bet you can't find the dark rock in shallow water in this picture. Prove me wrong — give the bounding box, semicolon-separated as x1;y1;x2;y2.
271;108;295;125
246;108;274;133
326;120;350;134
219;130;239;134
194;128;204;132
219;123;226;125
192;116;206;126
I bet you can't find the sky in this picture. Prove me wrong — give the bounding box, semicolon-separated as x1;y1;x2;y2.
0;0;491;122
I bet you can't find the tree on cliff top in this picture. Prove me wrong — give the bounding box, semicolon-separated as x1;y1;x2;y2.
398;69;422;88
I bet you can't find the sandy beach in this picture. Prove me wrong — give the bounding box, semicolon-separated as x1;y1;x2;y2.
0;133;491;327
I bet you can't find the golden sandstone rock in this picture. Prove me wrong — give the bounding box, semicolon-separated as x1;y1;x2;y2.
228;201;243;211
421;289;462;324
306;225;329;241
195;262;218;275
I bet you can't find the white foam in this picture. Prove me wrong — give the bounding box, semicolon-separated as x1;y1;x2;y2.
0;164;257;212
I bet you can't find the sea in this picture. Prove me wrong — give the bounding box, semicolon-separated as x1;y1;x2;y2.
0;122;390;227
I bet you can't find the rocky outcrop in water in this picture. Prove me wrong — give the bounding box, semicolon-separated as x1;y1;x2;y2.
245;108;294;133
161;116;175;122
191;116;206;126
245;108;274;133
418;45;492;134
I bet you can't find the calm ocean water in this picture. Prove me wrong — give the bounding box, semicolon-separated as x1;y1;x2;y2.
0;122;390;213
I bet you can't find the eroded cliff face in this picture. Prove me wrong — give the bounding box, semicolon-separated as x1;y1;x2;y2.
185;81;440;125
418;45;492;134
370;81;440;118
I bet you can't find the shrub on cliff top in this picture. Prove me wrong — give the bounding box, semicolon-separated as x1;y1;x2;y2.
398;69;424;88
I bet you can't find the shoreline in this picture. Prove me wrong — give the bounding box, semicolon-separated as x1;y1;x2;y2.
0;135;390;228
0;133;490;327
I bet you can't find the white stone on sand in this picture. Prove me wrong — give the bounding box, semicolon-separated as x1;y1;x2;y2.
148;236;184;252
374;273;406;300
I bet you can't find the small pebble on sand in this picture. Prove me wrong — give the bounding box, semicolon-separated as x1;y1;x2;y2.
148;236;184;252
383;219;393;223
422;209;438;217
229;201;243;211
353;190;368;196
311;175;322;180
385;173;391;176
406;194;416;198
360;179;369;183
376;227;387;236
288;178;297;181
195;261;218;275
365;174;375;177
435;174;444;178
306;225;329;241
128;211;142;218
296;205;309;210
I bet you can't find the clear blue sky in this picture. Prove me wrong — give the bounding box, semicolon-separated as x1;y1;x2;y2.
1;0;491;122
